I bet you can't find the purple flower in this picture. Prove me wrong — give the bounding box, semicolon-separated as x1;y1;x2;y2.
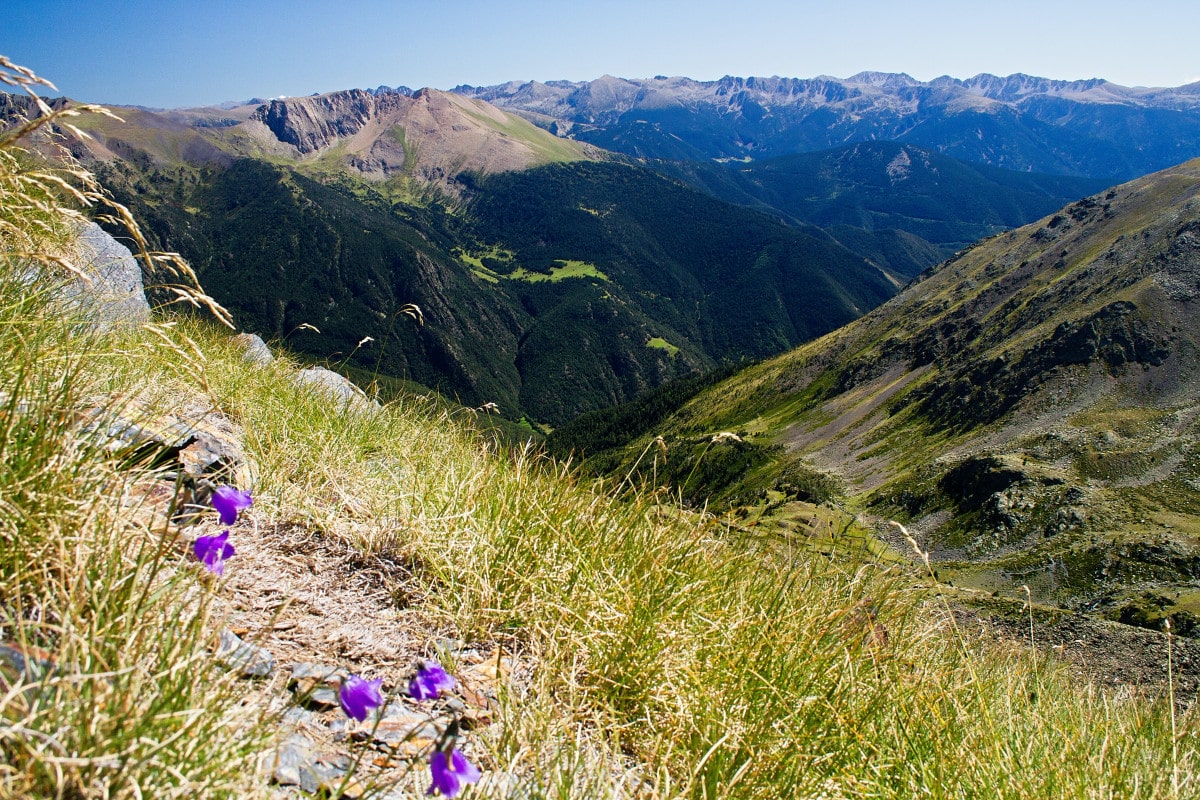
193;531;235;576
409;660;456;702
339;675;384;721
428;748;481;797
211;485;253;526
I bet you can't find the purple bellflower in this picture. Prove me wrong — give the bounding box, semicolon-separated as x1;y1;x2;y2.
339;674;385;721
211;485;253;526
193;531;235;576
409;660;456;702
428;748;481;797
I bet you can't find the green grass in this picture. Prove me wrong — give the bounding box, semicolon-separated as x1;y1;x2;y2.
451;95;590;165
0;74;265;797
507;259;609;283
646;336;680;357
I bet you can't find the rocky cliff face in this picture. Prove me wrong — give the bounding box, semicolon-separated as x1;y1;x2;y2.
243;88;597;190
253;88;387;154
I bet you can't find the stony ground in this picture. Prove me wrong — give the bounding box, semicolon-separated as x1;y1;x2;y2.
100;362;525;799
207;507;519;798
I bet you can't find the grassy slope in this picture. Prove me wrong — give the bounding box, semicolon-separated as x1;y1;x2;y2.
569;158;1200;632
2;87;1197;797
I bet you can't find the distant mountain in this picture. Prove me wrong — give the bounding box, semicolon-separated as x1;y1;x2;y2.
2;90;907;426
454;73;1200;181
36;87;602;199
0;84;1139;426
552;157;1200;634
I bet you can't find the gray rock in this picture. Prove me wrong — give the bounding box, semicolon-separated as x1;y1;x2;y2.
266;733;352;793
281;706;324;727
305;686;342;710
269;734;321;790
0;641;57;684
77;405;247;482
294;367;380;413
233;332;273;366
215;630;275;678
59;221;151;331
288;662;346;710
351;701;439;745
289;662;343;682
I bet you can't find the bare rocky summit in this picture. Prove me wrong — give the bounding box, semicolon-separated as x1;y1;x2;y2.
244;87;599;188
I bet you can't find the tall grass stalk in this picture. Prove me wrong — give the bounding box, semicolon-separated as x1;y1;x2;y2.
0;57;264;798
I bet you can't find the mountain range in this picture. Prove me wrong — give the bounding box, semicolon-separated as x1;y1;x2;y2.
0;79;1105;424
455;72;1200;180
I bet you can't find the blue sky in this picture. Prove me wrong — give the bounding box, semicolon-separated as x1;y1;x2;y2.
6;0;1200;108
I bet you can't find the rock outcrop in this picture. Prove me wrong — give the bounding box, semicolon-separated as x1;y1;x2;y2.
245;88;595;191
58;221;151;330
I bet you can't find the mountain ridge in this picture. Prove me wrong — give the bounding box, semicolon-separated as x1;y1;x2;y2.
4;87;601;198
0;84;1135;424
454;72;1200;179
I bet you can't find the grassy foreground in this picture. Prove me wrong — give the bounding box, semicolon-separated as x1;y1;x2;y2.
1;62;1197;799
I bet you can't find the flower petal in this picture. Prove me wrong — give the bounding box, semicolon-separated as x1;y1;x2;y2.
193;531;235;576
211;485;253;526
428;748;480;797
449;749;481;785
409;660;456;701
339;675;384;721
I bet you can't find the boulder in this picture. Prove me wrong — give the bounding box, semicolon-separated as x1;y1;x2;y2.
59;221;151;330
294;367;380;414
233;332;274;365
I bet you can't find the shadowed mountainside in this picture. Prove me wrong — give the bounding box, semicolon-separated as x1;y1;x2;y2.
656;141;1109;253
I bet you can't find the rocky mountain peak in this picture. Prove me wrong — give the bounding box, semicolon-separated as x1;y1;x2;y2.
251;88;392;154
235;87;597;189
847;71;920;89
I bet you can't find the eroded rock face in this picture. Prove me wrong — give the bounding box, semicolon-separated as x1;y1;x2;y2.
245;88;592;191
59;221;151;330
252;89;400;155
